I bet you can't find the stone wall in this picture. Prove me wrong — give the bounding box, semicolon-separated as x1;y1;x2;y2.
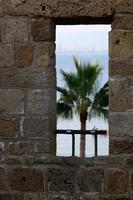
0;0;133;199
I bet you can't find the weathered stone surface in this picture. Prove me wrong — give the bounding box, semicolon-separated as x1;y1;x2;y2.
0;193;23;200
0;118;17;138
0;0;4;16
24;193;48;200
31;18;55;41
77;168;104;192
0;44;15;67
34;140;50;153
109;59;133;76
110;78;133;112
110;31;133;59
49;194;76;200
16;43;33;68
47;168;75;192
10;168;44;191
35;42;55;67
0;167;9;190
115;0;133;14
5;0;44;16
110;112;133;138
1;66;55;88
21;117;53;139
26;89;56;115
112;15;133;30
0;142;5;152
4;0;116;17
110;138;133;154
0;89;24;114
8;142;32;155
106;168;128;193
1;18;29;43
130;171;133;192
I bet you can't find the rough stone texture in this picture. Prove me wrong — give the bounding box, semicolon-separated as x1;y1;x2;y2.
26;89;55;115
110;112;133;138
0;89;24;114
16;43;33;68
109;31;133;59
0;118;17;138
0;0;4;16
109;59;133;77
112;15;133;30
24;193;48;200
1;66;56;88
77;168;104;192
10;168;44;192
110;78;133;112
34;140;50;153
7;141;32;155
130;171;133;192
21;117;53;139
105;169;128;193
0;44;15;67
0;167;9;190
110;138;133;154
4;0;115;17
115;0;133;14
31;18;55;42
0;193;23;200
47;168;75;192
1;18;29;43
35;42;55;67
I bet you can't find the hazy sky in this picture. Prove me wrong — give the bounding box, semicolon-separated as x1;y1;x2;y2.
56;25;111;52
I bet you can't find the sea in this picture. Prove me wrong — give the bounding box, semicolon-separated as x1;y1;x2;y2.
56;52;109;157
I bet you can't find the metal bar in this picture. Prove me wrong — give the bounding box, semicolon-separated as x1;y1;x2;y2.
56;130;107;135
94;133;98;156
72;133;75;156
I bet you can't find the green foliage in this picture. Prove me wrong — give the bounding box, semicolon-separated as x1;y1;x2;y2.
57;57;109;122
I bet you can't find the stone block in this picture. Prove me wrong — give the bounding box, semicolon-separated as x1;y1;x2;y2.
109;31;133;59
109;78;133;112
0;142;5;152
110;138;133;154
0;193;23;200
24;193;48;200
0;89;24;114
1;18;29;43
47;168;75;192
105;168;128;193
34;140;50;153
8;141;32;155
10;168;44;192
0;0;4;16
4;0;116;18
77;168;104;192
109;59;133;77
115;0;133;14
110;112;133;138
35;42;55;67
1;66;55;88
130;171;133;192
21;117;53;139
31;18;55;42
45;0;114;18
0;118;17;138
112;15;133;30
5;0;44;16
16;43;33;68
0;167;9;190
26;89;56;115
49;194;76;200
0;44;15;67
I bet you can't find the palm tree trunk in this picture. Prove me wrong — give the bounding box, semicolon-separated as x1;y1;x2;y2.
80;111;87;157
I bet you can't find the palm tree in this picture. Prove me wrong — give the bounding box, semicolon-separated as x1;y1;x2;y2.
57;57;109;157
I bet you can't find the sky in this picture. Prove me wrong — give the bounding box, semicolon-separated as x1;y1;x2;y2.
56;25;111;53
